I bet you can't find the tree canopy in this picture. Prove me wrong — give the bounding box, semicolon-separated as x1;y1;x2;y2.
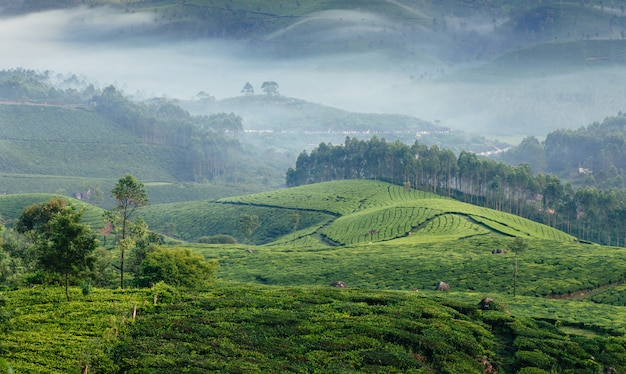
134;247;218;289
261;81;279;96
16;198;98;300
241;81;254;95
239;213;260;244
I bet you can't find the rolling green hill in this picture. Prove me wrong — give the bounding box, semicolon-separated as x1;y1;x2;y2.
211;180;575;244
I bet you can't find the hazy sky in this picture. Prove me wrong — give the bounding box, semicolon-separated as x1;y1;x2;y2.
2;6;626;141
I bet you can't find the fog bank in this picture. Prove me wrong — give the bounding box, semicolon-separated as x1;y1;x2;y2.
2;6;625;140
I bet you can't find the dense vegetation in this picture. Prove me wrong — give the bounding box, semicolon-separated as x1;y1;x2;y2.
4;283;626;373
503;113;626;189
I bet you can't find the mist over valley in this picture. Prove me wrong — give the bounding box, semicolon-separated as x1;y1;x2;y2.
2;1;625;142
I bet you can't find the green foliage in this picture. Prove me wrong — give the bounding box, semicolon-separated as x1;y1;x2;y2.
81;280;92;296
197;234;238;244
15;198;98;300
0;358;12;374
238;213;260;243
15;196;68;235
1;283;626;373
109;174;149;289
134;247;217;289
112;284;493;373
214;180;575;246
196;233;626;304
589;284;626;306
0;286;146;373
0;103;193;181
0;71;284;189
0;194;104;229
42;206;99;301
508;236;529;253
219;179;437;215
0;293;9;333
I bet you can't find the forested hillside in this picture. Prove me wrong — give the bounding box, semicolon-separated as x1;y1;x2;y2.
181;94;507;156
502;112;626;189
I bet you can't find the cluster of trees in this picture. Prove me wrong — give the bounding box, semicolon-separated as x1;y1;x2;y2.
0;174;217;299
501;113;626;190
287;136;626;246
0;68;97;104
240;81;280;96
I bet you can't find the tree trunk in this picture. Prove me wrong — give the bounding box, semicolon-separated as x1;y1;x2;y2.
65;272;70;301
513;254;518;298
120;249;125;289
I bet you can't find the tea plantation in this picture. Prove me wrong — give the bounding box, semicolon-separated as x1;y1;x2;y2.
1;179;626;373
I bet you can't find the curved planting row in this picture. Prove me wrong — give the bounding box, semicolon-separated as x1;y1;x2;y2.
469;214;575;241
417;214;491;239
218;180;402;215
321;205;440;245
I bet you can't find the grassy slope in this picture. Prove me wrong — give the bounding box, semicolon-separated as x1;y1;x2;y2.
0;104;258;204
0;286;149;373
161;180;626;333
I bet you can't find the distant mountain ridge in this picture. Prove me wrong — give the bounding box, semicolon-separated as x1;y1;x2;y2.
5;1;625;63
182;94;508;155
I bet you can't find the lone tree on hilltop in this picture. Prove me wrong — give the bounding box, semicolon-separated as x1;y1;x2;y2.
17;198;98;301
261;81;279;96
241;82;254;95
107;174;149;289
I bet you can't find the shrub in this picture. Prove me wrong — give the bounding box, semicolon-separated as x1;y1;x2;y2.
134;247;218;289
149;281;178;304
81;280;92;296
517;368;550;374
0;358;12;374
515;350;556;370
197;234;238;244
